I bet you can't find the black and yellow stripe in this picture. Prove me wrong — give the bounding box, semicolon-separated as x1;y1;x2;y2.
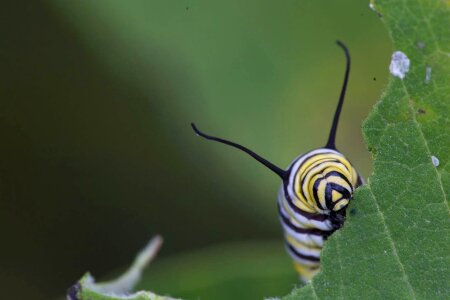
192;41;363;282
280;148;363;281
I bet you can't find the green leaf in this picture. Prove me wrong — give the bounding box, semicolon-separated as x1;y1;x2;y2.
284;0;450;299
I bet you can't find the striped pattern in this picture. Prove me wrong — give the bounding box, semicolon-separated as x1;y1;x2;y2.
279;148;363;282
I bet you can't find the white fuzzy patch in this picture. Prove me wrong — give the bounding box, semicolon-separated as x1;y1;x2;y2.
431;155;439;167
369;2;381;17
389;51;410;79
425;66;432;84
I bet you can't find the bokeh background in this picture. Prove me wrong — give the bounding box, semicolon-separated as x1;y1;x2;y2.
0;1;391;299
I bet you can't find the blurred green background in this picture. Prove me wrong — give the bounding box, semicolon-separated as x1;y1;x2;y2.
0;1;391;299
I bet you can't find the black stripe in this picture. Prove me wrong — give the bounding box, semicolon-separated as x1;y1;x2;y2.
298;157;352;191
286;243;321;262
278;203;331;236
329;183;351;199
313;171;353;210
296;166;310;206
325;183;333;209
328;183;351;210
325;171;352;187
312;178;326;210
356;174;364;186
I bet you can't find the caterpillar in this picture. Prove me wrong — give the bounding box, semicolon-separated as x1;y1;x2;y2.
191;41;364;282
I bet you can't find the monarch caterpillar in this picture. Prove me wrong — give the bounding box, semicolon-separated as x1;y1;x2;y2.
191;41;364;282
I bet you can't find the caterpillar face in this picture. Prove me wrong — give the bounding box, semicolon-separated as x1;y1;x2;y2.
287;149;359;215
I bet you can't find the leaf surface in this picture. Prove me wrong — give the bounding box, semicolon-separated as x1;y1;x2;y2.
285;0;450;298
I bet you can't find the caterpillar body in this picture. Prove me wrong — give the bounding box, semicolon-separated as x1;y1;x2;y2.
192;41;364;282
279;148;363;280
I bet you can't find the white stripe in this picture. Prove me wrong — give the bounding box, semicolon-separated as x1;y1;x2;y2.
279;220;324;248
285;236;321;257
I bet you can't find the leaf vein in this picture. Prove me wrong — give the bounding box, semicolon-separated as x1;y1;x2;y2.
310;281;319;300
368;188;417;299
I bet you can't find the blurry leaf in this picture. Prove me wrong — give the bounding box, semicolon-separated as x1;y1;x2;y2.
137;241;295;300
67;236;178;300
284;0;450;299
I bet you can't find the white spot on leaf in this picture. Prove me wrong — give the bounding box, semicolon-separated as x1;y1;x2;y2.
389;51;410;79
369;1;382;17
431;155;439;167
425;66;432;84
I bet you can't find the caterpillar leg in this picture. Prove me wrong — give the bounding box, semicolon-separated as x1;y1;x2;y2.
293;262;320;283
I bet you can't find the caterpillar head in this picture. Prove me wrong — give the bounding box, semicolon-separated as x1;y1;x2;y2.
288;150;359;215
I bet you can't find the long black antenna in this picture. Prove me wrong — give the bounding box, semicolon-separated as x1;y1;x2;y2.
325;40;351;150
191;123;287;179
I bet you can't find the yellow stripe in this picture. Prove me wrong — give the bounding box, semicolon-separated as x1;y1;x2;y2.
322;164;353;181
332;190;342;202
293;197;316;213
286;234;322;251
333;199;349;211
298;153;351;177
326;176;351;196
309;174;327;210
351;166;358;186
293;262;320;282
291;180;315;212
